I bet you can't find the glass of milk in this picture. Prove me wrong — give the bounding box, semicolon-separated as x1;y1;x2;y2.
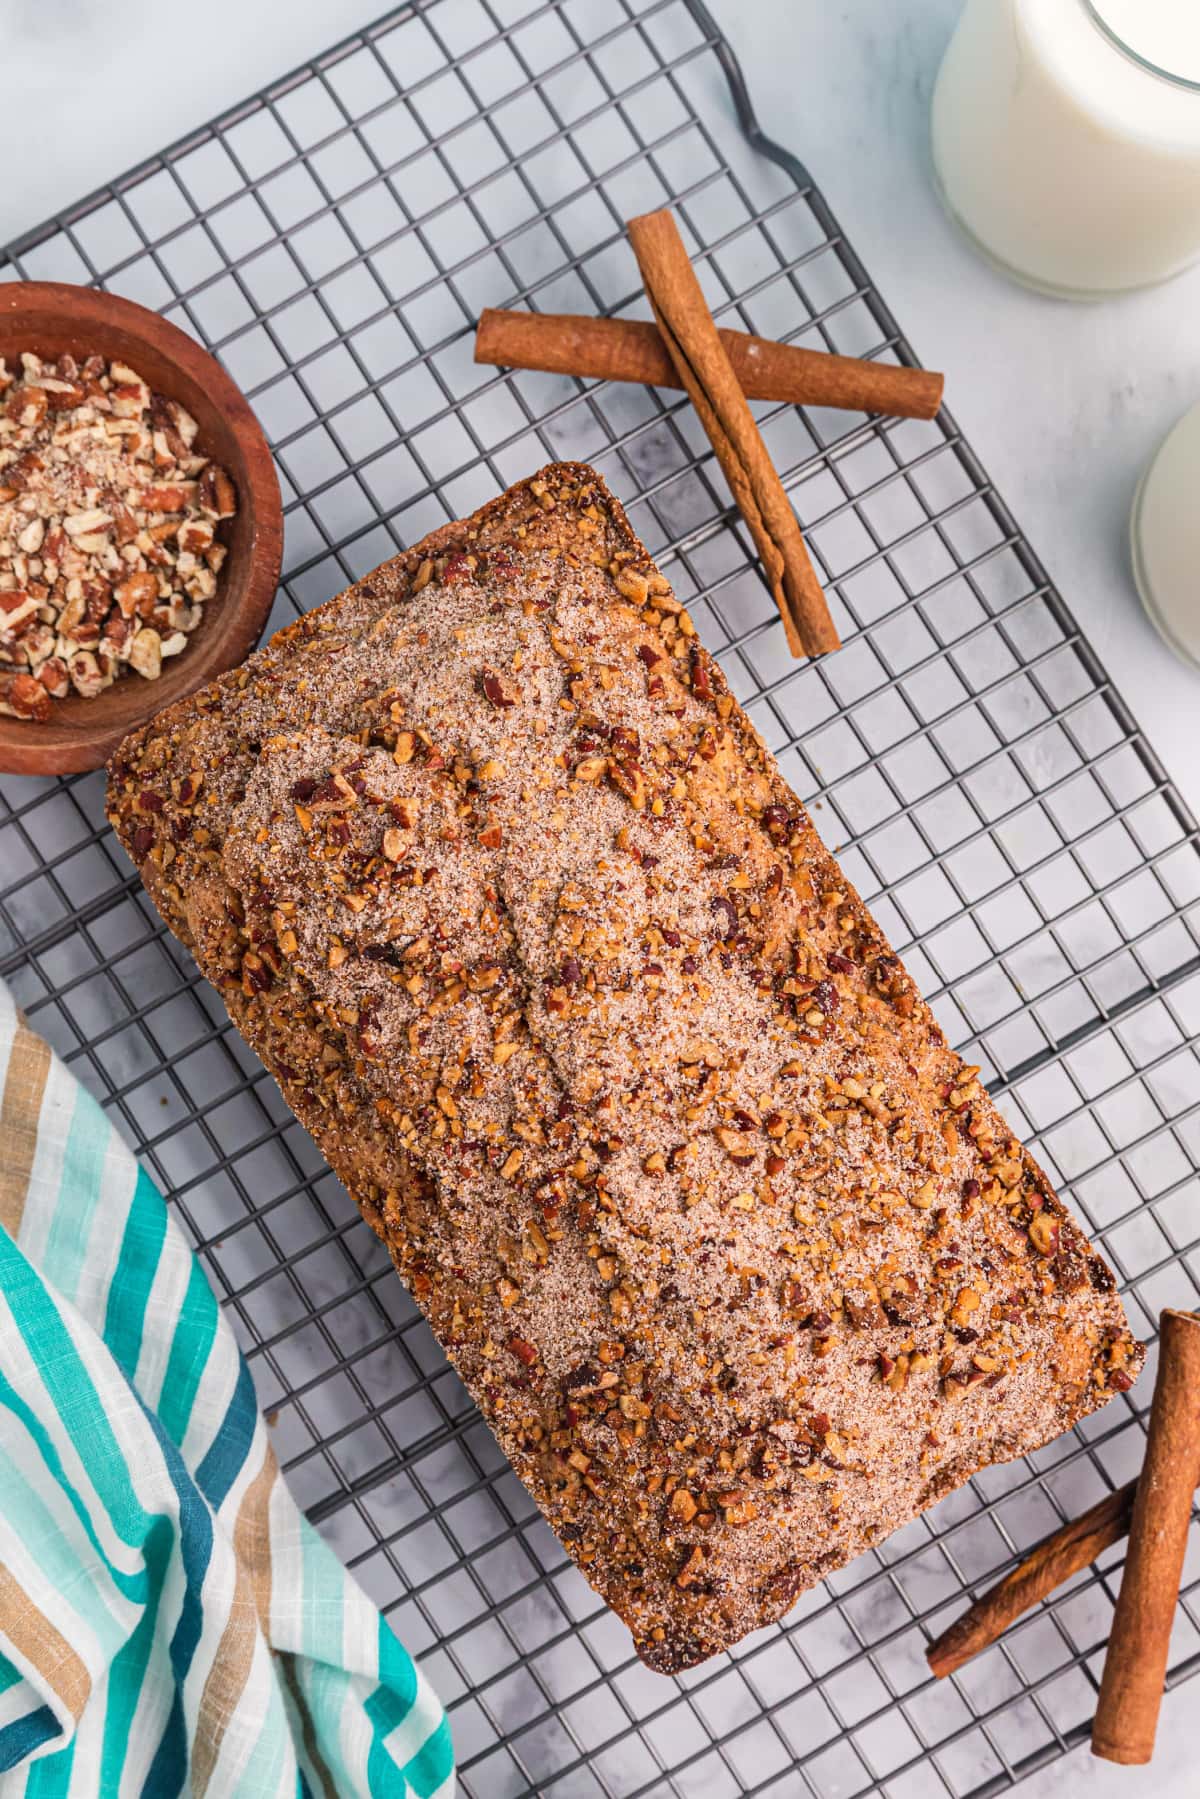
1132;401;1200;670
931;1;1200;297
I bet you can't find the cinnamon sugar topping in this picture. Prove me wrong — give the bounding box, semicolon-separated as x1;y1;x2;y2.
107;462;1141;1672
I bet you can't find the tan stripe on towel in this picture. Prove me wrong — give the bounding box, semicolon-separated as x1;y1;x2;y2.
0;1016;50;1239
190;1566;260;1796
277;1650;341;1799
233;1444;277;1634
0;1561;91;1722
191;1447;280;1796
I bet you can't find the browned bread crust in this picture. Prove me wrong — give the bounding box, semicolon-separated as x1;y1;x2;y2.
107;462;1141;1672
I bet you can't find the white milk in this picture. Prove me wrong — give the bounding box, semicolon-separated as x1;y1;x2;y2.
1132;401;1200;671
932;0;1200;296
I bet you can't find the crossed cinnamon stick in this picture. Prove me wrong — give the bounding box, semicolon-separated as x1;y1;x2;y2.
927;1480;1137;1681
927;1309;1200;1768
475;210;946;661
475;308;943;419
625;209;838;659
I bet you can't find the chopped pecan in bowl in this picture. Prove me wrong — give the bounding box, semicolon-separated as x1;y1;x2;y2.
0;350;237;720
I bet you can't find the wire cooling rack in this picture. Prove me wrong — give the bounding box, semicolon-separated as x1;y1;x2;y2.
2;2;1199;1793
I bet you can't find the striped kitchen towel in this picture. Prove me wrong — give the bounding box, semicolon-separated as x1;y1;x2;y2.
0;983;454;1798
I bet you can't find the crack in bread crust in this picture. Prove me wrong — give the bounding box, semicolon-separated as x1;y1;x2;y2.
108;461;1142;1673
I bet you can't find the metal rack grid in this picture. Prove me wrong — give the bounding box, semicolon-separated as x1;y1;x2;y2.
2;1;1198;1792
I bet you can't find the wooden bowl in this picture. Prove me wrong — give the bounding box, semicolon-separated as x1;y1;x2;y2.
0;281;283;776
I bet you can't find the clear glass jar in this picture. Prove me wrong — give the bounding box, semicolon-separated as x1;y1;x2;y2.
931;1;1200;298
1132;400;1200;672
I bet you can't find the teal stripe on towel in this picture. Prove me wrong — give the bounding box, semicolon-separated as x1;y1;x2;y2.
102;1166;168;1380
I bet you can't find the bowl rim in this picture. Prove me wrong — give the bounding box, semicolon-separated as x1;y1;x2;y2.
0;280;283;777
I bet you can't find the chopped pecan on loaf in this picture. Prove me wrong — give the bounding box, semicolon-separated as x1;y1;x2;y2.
107;462;1142;1674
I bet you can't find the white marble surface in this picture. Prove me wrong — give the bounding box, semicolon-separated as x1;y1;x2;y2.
0;1;1192;1792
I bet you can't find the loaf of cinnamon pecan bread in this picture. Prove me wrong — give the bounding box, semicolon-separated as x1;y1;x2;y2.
107;463;1140;1673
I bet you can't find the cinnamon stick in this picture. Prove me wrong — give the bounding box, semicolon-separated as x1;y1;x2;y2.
1092;1308;1200;1765
927;1480;1137;1680
475;308;944;421
626;210;838;659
